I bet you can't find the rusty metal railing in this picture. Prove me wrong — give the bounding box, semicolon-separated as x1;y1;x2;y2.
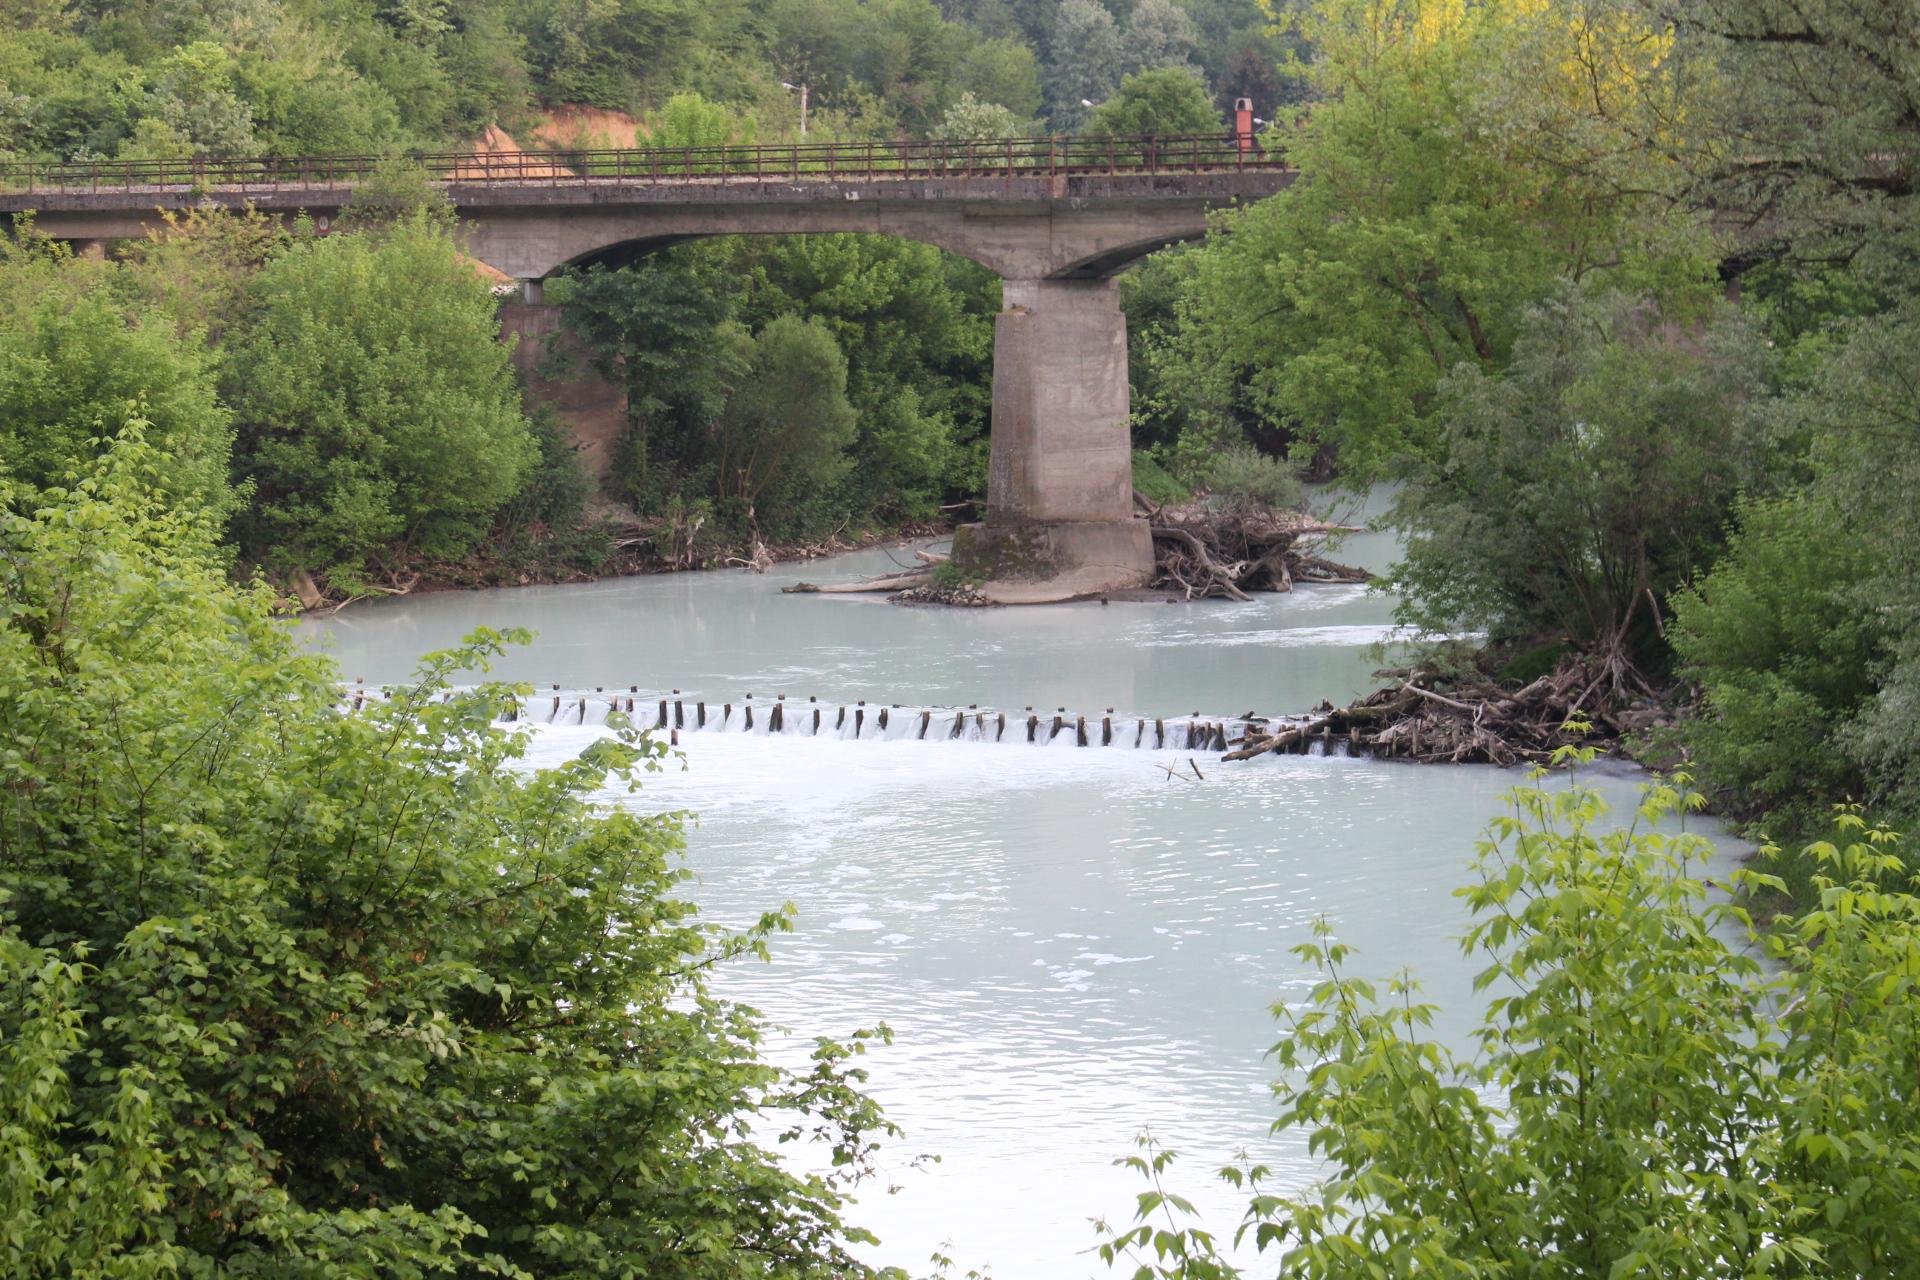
0;134;1282;196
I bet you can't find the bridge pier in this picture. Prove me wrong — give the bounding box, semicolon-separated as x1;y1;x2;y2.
952;277;1153;600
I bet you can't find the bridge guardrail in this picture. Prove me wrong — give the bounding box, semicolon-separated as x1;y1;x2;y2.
0;134;1283;196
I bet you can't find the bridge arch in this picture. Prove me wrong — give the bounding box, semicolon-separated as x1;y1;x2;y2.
546;222;1211;284
458;196;1226;286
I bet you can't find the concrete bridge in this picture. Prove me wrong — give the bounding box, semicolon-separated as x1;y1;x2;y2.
1;137;1294;598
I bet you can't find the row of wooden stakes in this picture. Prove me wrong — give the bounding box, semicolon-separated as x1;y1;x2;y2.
338;683;1356;756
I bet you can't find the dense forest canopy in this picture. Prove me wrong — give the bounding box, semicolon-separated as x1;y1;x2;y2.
0;0;1295;162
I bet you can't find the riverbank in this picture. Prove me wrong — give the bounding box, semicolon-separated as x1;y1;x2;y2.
284;516;956;614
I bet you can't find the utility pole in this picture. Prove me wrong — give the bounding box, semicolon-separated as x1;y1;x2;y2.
782;82;810;137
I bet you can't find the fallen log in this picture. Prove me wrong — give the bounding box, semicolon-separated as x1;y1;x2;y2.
783;570;931;594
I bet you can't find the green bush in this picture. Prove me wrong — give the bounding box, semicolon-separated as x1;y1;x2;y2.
224;216;536;587
1671;493;1892;855
0;432;895;1277
1390;287;1769;667
1131;449;1191;507
0;232;234;525
1202;444;1301;512
1101;762;1920;1279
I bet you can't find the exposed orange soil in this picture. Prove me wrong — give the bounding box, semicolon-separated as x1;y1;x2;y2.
528;105;651;150
449;107;649;282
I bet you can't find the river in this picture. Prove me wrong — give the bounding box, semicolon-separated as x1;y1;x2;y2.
302;513;1743;1278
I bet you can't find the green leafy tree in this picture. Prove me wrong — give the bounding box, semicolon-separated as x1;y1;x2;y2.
1674;0;1920;292
1676;302;1920;848
1806;307;1920;832
655;90;752;148
125;39;256;158
224;218;535;586
0;232;233;523
118;204;291;346
517;0;708;107
651;90;756;172
1390;288;1769;689
766;0;855;107
1081;66;1219;146
1044;0;1125;127
713;314;858;532
953;36;1042;118
929;90;1030;140
1152;0;1713;478
1120;0;1200;77
721;233;998;519
549;256;742;508
0;432;897;1277
1671;494;1891;853
1100;763;1920;1278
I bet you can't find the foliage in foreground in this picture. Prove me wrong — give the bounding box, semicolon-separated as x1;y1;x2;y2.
0;434;896;1278
1099;755;1918;1278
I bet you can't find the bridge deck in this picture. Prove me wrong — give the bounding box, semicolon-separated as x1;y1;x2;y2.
0;134;1285;202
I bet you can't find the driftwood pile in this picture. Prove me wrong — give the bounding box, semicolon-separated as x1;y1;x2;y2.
1226;658;1659;766
1138;492;1370;601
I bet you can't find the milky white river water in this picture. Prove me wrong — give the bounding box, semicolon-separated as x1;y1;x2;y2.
304;512;1743;1277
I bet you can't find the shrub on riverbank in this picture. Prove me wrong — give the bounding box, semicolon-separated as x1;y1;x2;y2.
1100;761;1919;1278
223;214;538;593
0;433;896;1278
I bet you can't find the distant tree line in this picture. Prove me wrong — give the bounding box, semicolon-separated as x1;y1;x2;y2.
0;0;1301;165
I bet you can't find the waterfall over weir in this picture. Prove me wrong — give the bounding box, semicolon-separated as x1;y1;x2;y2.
340;684;1356;757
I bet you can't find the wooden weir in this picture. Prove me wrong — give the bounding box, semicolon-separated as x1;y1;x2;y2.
334;682;1348;758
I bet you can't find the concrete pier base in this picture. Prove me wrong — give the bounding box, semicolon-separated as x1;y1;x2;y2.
954;277;1153;600
952;518;1155;603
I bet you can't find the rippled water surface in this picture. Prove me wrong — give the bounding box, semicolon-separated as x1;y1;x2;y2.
305;513;1742;1277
